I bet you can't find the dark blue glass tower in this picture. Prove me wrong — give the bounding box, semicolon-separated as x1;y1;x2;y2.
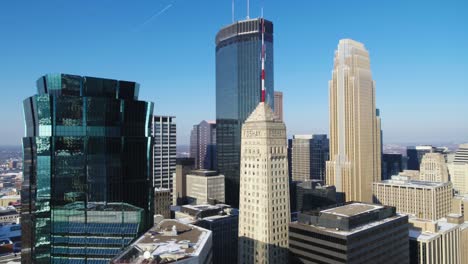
21;74;154;264
216;18;274;207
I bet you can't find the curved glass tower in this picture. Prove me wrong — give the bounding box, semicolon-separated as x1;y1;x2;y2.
21;74;154;264
216;18;274;207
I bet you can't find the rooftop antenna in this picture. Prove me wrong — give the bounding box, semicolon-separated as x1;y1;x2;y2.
232;0;235;23
246;0;250;19
260;10;266;103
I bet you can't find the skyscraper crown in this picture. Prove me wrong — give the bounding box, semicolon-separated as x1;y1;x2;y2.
245;102;275;123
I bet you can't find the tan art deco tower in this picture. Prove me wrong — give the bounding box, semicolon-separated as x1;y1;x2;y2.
238;102;290;264
326;39;381;203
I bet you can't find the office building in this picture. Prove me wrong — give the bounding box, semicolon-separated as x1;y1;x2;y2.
238;102;289;263
407;145;434;170
449;144;468;194
409;215;468;264
452;195;468;222
172;158;195;205
382;153;403;181
216;18;274;207
326;39;381;203
21;73;154;263
154;188;171;219
175;204;238;264
289;203;409;264
419;153;449;182
274;91;283;121
190;120;217;170
111;219;213;264
311;134;329;181
186;170;225;205
292;135;313;182
152;115;176;192
295;181;336;213
292;135;329;182
373;175;452;220
0;206;19;224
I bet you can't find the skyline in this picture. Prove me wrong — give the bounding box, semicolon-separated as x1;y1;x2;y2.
1;0;467;146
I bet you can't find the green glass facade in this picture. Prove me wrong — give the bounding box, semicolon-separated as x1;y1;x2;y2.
21;74;154;264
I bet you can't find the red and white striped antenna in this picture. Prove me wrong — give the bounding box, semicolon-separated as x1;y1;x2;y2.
260;9;266;103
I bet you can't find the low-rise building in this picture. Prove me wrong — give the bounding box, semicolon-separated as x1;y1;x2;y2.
0;206;19;224
409;215;468;264
111;219;212;264
176;204;238;264
373;175;452;220
289;203;409;264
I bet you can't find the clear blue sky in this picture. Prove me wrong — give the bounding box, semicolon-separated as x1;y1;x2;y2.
0;0;467;146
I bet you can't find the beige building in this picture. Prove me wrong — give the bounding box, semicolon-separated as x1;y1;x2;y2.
291;135;313;182
154;188;171;219
449;144;468;194
273;91;283;121
186;170;224;205
409;215;468;264
373;175;452;220
238;102;290;264
452;195;468;222
399;169;420;180
462;224;468;264
419;153;449;182
326;39;381;203
172;158;195;205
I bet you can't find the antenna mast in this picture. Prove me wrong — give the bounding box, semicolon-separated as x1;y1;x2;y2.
246;0;250;19
232;0;235;23
260;13;266;103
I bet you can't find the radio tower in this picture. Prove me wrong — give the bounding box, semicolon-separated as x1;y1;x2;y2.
260;15;266;103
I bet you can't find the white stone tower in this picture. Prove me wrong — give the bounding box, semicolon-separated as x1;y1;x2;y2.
238;102;290;264
326;39;381;203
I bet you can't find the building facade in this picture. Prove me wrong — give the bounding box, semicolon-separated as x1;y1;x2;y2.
310;134;329;181
216;18;274;207
152;115;176;192
186;170;225;205
238;102;289;263
449;144;468;194
21;74;154;263
407;145;434;170
274;91;283;121
190;120;217;170
409;215;468;264
382;153;403;181
289;203;409;264
373;175;452;220
326;39;381;203
172;158;195;205
419;153;449;182
154;188;171;219
452;195;468;222
291;135;313;182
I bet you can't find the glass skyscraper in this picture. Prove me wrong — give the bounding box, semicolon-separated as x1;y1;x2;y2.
21;74;154;264
216;18;274;207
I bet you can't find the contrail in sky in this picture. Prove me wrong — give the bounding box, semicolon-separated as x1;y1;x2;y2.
136;4;173;30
